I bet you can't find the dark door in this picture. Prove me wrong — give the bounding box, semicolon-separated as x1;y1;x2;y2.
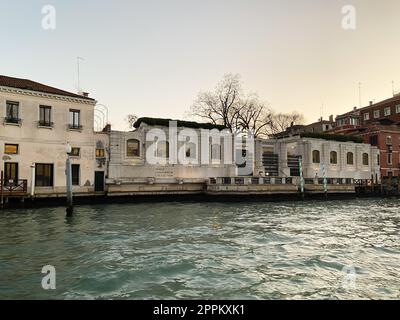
4;162;18;185
94;171;105;192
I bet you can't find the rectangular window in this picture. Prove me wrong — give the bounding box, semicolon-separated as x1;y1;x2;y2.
363;113;369;121
35;164;54;187
39;105;52;126
374;110;380;118
4;144;18;154
384;107;391;116
396;104;400;114
70;147;80;157
69;109;81;129
4;162;18;184
96;148;105;158
388;153;393;165
71;164;80;186
5;101;20;123
370;135;378;146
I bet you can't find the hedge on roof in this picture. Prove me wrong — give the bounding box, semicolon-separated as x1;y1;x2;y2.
300;132;364;143
133;117;227;130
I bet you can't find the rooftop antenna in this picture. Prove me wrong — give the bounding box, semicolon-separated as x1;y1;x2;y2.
392;80;395;96
358;82;362;108
77;56;84;93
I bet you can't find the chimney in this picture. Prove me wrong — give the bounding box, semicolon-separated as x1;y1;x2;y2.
78;91;89;97
329;115;334;122
369;101;373;106
353;106;357;111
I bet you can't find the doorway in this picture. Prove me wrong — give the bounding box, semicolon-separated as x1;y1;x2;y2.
94;171;105;192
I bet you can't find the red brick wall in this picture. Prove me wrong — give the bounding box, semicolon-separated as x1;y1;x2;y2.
361;100;400;125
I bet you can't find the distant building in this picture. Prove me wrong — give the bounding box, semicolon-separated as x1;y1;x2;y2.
0;75;109;197
332;95;400;178
274;116;335;138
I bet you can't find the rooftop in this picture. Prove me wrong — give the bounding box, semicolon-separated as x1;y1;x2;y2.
133;117;227;130
0;75;95;101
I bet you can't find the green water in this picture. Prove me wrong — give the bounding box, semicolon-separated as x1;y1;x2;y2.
0;199;399;299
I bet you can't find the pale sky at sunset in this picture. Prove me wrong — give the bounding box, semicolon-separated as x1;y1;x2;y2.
1;0;399;130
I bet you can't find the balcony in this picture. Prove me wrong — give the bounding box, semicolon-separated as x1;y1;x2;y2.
0;180;28;197
38;121;54;128
4;117;22;125
68;124;83;131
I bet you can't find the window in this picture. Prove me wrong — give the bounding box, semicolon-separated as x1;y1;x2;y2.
4;162;18;184
35;164;53;187
330;151;337;164
69;109;81;129
363;113;369;121
185;142;196;159
70;147;80;157
39;105;52;127
312;150;320;164
388;153;393;165
370;135;378;146
347;152;354;165
96;148;105;158
211;144;221;161
362;153;369;166
156;141;169;159
4;144;18;154
127;139;140;157
374;110;380;118
71;164;80;186
386;136;392;145
5;101;20;123
377;154;380;166
396;104;400;114
384;107;391;116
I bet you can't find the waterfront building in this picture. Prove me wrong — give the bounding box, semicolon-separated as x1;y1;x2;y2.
0;75;109;198
332;94;400;178
256;136;380;182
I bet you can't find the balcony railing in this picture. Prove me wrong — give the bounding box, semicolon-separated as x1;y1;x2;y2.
0;180;28;195
38;121;54;128
68;124;83;130
4;117;22;125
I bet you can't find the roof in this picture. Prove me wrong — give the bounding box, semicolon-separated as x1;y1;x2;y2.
0;75;95;101
359;95;400;111
133;117;227;130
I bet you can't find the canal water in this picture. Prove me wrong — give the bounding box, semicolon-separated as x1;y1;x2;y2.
0;199;399;300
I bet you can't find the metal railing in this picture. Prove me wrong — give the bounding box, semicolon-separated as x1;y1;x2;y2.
209;177;355;186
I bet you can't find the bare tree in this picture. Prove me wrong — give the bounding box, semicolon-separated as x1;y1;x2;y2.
191;73;243;132
235;94;273;137
264;112;305;136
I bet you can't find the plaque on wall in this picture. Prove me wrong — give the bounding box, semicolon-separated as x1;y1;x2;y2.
154;167;175;178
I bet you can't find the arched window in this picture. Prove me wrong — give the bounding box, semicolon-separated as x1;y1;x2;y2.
185;142;196;159
312;150;320;164
156;141;169;159
347;152;354;165
127;139;140;157
330;151;338;164
362;153;369;166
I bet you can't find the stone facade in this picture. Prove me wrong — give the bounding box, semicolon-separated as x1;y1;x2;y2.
0;83;109;197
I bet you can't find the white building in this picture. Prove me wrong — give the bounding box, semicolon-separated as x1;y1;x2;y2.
0;75;108;197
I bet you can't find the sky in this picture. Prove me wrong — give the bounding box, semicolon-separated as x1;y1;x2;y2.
1;0;400;130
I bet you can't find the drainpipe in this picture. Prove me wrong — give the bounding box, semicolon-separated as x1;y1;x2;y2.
30;163;35;197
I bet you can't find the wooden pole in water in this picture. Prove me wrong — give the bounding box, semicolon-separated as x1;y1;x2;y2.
0;170;4;209
65;145;73;217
